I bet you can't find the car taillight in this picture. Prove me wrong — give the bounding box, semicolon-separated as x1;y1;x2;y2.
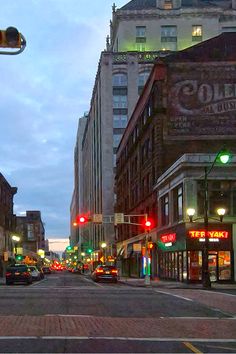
22;272;30;276
96;269;104;273
6;272;11;277
111;269;118;274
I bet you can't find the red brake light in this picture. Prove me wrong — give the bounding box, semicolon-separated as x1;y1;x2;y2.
96;268;104;273
6;272;11;277
111;269;118;274
22;272;30;276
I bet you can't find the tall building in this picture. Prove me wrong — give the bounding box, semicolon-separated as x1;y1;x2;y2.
115;33;236;281
74;0;236;266
70;115;87;249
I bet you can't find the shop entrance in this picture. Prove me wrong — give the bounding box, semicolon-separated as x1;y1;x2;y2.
208;252;217;282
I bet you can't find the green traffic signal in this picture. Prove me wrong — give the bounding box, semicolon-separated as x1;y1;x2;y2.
16;255;23;261
66;246;72;251
87;248;93;254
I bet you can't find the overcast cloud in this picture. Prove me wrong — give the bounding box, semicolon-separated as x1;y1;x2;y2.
0;0;125;243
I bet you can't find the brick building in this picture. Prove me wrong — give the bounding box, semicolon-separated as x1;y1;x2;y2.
115;33;236;279
16;211;45;260
0;173;17;276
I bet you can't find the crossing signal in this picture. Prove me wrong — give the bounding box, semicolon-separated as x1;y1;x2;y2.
0;27;21;48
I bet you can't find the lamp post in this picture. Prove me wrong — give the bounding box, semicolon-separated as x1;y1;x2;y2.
11;235;21;259
187;148;231;288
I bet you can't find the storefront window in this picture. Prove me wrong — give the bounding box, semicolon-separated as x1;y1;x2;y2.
218;251;231;280
188;251;202;281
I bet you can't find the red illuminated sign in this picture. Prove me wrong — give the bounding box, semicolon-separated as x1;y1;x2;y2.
189;230;229;239
161;233;176;243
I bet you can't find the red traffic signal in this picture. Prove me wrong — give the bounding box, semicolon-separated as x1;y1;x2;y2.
73;214;91;226
143;218;152;230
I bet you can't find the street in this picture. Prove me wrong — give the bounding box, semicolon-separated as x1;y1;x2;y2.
0;271;235;353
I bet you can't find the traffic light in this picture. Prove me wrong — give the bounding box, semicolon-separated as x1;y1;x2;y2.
0;27;21;48
15;255;23;261
87;248;93;254
148;242;154;250
217;149;231;164
143;218;153;231
66;246;73;251
74;214;91;226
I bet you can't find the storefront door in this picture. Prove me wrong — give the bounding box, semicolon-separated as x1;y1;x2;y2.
208;252;217;282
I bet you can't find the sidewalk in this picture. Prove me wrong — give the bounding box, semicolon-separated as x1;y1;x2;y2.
119;276;236;290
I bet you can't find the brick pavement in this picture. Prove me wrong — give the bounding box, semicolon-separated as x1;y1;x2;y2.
0;315;235;339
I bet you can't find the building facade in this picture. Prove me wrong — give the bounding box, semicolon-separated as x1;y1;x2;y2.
0;173;17;276
70;115;87;251
16;210;45;262
115;33;236;280
155;154;236;283
75;0;236;267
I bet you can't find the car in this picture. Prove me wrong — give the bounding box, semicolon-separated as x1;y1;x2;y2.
42;266;51;274
5;264;33;285
28;266;41;281
91;265;118;283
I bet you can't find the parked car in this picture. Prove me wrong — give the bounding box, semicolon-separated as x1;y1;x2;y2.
28;266;41;281
42;266;51;274
6;264;33;285
91;265;118;283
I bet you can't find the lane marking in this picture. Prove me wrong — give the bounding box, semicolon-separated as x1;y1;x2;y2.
154;289;193;302
203;289;236;297
81;277;104;287
0;336;235;342
183;341;203;353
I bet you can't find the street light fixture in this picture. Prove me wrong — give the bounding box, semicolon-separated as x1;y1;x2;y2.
11;235;21;259
187;148;231;288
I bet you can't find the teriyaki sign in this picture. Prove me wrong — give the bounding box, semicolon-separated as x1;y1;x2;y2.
166;64;236;139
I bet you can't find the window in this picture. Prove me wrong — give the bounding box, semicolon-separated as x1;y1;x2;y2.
27;224;35;240
161;26;177;51
161;194;169;225
113;134;122;148
138;71;150;94
222;27;236;33
192;25;202;42
136;43;146;52
112;73;127;87
164;0;173;9
174;185;183;222
136;26;146;38
197;180;236;216
113;95;127;109
113;115;127;128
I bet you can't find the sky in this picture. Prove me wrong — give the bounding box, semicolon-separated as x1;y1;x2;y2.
0;0;126;251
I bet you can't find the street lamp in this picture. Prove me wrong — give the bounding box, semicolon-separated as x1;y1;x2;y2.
11;235;21;259
187;148;231;288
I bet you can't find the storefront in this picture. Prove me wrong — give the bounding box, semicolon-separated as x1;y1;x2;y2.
157;223;234;283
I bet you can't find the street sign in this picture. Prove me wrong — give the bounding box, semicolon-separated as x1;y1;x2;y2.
93;214;103;224
99;256;105;263
114;213;124;225
3;251;8;261
133;243;142;252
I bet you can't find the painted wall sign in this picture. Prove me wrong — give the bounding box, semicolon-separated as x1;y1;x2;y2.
161;233;176;243
189;230;229;239
166;64;236;138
